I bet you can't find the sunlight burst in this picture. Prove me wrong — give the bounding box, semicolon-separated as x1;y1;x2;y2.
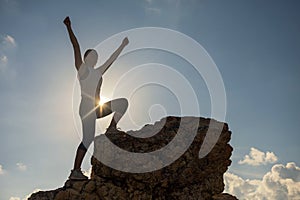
98;96;109;106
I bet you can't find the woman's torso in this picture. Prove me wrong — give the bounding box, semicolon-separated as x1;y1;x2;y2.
77;64;102;117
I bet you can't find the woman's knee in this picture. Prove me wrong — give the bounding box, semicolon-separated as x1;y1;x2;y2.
78;142;87;151
111;98;128;112
117;98;128;113
81;138;93;150
120;98;128;108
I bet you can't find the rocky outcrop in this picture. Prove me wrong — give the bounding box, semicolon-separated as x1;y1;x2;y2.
29;116;237;200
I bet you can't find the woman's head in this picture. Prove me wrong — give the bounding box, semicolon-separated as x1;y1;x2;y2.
84;49;98;67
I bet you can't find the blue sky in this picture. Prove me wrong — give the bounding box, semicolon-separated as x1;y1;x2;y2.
0;0;300;199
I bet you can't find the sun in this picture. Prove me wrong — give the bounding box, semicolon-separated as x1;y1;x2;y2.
98;96;109;106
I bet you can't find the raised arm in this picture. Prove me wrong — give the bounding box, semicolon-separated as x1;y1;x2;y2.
63;16;83;70
98;37;129;75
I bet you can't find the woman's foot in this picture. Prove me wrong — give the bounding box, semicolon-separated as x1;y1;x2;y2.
68;168;88;180
106;119;121;132
107;124;121;132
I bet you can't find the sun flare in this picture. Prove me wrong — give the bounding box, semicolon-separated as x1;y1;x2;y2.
98;96;109;106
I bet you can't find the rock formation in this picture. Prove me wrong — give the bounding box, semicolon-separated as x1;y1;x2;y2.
29;116;237;200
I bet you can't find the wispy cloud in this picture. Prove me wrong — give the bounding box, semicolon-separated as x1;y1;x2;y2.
0;164;6;175
9;197;20;200
16;162;27;171
0;34;17;78
1;34;17;53
3;35;16;47
224;162;300;199
0;55;8;66
238;147;278;166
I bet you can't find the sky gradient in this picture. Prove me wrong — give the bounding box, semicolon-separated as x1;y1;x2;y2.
0;0;300;199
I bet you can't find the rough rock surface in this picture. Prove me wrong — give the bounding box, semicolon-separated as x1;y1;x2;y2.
29;116;237;200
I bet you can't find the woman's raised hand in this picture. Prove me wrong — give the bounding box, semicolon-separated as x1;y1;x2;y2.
63;16;71;27
122;37;129;46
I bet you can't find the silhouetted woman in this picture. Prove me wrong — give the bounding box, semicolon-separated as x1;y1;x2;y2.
64;16;129;180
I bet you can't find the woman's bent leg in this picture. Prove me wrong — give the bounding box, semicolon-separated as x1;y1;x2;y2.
96;98;128;129
107;98;128;129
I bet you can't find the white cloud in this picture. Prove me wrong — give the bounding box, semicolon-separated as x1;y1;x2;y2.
0;34;17;75
16;162;27;171
0;164;6;175
1;54;7;63
0;55;8;72
9;197;20;200
239;147;278;166
3;34;16;47
224;162;300;200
